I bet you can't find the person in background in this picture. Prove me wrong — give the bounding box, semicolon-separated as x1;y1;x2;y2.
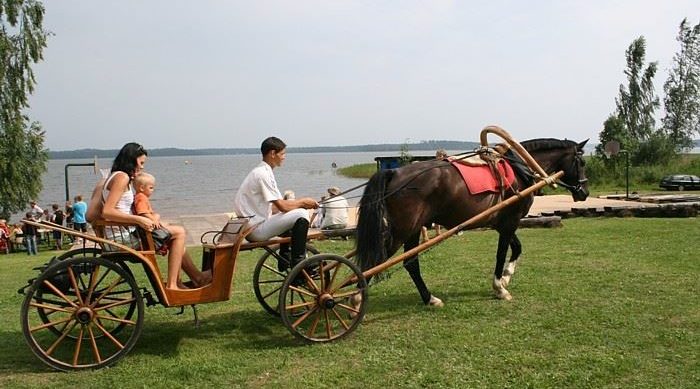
321;187;349;230
233;136;319;267
10;223;24;252
72;195;88;233
0;219;9;254
22;212;38;255
64;202;74;242
28;200;43;219
50;204;65;250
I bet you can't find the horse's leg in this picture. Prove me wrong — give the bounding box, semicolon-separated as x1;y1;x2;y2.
403;233;443;307
501;234;522;288
492;230;514;300
349;275;372;317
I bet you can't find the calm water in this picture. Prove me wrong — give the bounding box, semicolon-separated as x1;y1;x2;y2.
12;152;402;222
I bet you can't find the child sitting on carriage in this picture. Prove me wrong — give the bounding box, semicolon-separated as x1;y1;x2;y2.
132;172;170;256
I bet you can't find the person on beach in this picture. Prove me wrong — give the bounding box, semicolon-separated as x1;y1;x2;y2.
97;142;211;290
321;186;349;230
28;201;43;220
72;195;88;232
50;204;65;250
233;136;319;267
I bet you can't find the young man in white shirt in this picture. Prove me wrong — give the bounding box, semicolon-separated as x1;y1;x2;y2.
233;137;319;267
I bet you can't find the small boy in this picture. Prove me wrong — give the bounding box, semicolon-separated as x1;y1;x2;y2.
132;173;170;256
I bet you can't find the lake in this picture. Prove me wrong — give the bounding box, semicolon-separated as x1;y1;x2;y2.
11;151;408;222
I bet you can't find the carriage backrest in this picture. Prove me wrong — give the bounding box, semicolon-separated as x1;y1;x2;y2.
200;217;252;247
91;220;155;253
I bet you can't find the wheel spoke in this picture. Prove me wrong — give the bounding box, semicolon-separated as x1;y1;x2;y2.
257;279;284;285
291;306;318;329
72;327;84;366
301;269;321;294
319;261;326;291
288;284;317;298
89;276;125;309
261;284;283;300
261;263;287;278
335;303;360;315
30;316;73;333
331;307;350;330
66;267;84;305
41;280;79;308
324;309;332;339
46;320;79;356
94;297;136;312
30;301;73;314
86;264;101;302
332;289;362;299
285;300;317;310
87;325;102;363
306;310;322;337
95;314;136;326
93;320;125;349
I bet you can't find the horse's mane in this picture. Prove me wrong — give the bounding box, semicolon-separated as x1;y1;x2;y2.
520;138;577;151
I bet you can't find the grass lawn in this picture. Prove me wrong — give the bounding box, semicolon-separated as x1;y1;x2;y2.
0;217;698;388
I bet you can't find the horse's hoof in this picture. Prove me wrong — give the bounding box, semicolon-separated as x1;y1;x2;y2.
501;274;511;287
428;295;444;307
496;291;512;301
349;293;362;318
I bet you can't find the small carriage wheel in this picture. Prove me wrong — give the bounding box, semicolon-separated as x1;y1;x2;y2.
34;248;138;341
253;243;320;316
279;254;367;343
21;256;144;371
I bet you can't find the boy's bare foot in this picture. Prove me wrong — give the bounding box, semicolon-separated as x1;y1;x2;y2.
193;270;212;287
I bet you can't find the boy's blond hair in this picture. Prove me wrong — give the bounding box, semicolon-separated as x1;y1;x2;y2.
134;172;155;190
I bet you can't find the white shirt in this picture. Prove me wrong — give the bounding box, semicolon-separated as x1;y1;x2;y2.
233;162;282;224
321;195;349;228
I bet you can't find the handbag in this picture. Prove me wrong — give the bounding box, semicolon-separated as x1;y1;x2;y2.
151;227;172;250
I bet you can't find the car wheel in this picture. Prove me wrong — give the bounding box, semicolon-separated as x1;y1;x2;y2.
678;185;685;191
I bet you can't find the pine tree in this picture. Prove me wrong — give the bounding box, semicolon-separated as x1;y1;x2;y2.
0;0;50;219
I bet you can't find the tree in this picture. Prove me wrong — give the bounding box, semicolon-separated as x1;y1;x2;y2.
615;36;660;147
0;0;49;220
662;18;700;151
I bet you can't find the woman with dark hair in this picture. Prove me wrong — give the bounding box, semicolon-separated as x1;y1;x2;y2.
99;142;211;290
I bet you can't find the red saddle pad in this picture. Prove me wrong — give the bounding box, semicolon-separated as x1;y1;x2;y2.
450;159;516;194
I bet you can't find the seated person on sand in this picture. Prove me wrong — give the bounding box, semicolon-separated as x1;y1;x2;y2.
90;142;211;291
320;187;349;230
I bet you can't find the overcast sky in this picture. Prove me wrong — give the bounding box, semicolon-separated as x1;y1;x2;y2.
27;1;698;151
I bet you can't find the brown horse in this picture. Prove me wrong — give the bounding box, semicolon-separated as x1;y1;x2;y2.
355;138;589;305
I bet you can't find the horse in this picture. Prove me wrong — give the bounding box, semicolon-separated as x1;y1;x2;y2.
354;138;589;306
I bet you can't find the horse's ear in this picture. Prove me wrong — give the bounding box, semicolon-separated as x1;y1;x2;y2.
578;139;589;150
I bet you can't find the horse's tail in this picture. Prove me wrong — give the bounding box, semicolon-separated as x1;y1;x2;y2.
355;169;393;271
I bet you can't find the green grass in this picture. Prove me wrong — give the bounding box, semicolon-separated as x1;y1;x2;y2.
1;218;698;387
337;163;376;178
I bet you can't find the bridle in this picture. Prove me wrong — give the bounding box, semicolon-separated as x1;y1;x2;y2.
555;149;588;198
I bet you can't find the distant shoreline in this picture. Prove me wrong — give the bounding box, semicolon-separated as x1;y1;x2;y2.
47;140;482;159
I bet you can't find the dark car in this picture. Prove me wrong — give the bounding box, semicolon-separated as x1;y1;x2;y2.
659;174;700;191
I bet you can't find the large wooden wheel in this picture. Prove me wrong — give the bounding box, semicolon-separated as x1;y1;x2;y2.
21;256;144;371
253;243;320;316
35;248;137;339
279;254;367;342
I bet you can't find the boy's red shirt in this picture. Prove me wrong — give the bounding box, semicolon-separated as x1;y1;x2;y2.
133;192;153;216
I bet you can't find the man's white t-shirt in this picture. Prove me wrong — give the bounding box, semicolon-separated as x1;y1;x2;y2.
233;162;282;224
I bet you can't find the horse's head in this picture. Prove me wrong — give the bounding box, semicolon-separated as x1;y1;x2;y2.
521;138;589;202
